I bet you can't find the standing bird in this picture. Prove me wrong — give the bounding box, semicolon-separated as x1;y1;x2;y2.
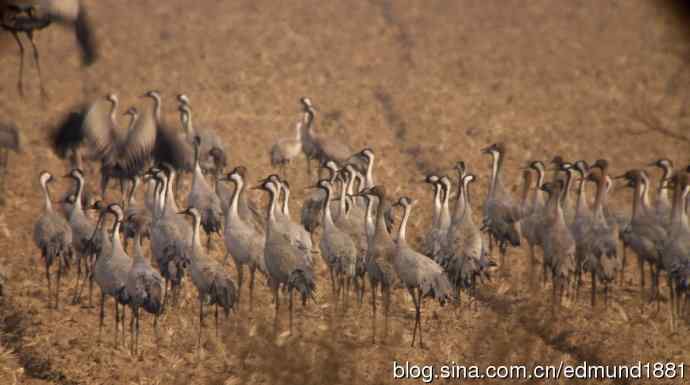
300;160;339;233
178;102;227;177
442;173;486;302
33;171;73;308
422;174;443;259
178;207;237;345
65;168;103;305
299;97;353;176
540;180;576;311
521;161;546;286
187;136;223;249
257;178;316;333
220;167;266;310
358;185;397;344
91;203;130;346
649;159;674;226
271;117;303;179
0;121;22;206
315;178;358;302
393;197;453;348
126;230;163;356
481;143;521;273
1;0;98;98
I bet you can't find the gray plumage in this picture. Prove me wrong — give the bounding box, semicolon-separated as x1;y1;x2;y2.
271;118;303;172
394;196;453;348
148;169;191;306
125;231;163;355
179;207;236;343
316;179;358;301
481;143;522;264
33;171;73;308
178;100;227;176
259;179;315;333
187;136;223;246
442;174;487;299
65;168;104;305
540;180;576;310
359;185;397;344
221;166;266;310
92;203;131;345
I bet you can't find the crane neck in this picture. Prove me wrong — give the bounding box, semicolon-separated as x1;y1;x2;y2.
109;99;119;126
266;186;278;227
151;94;162;124
365;155;375;188
398;204;411;243
322;186;336;228
294;121;302;141
592;177;606;221
191;214;202;251
133;232;146;264
165;173;179;213
432;184;441;228
488;151;503;197
73;174;85;213
560;170;573;208
374;194;394;245
631;178;642;221
40;179;53;212
282;187;291;218
229;178;243;218
575;175;588;217
111;217;125;257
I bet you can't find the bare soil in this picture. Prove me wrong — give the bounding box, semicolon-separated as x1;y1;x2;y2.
1;1;690;384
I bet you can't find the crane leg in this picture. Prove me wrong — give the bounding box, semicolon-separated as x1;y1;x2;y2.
591;271;597;308
114;301;119;347
98;292;105;342
370;280;377;344
10;32;25;98
639;256;645;309
417;288;425;349
408;287;418;347
249;266;256;312
55;259;62;310
44;256;51;306
27;31;47;101
235;263;244;309
288;289;294;334
198;300;204;350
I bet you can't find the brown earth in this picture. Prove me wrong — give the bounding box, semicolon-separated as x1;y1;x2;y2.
1;0;690;384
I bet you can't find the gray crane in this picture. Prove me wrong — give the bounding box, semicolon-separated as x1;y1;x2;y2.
300;160;339;233
220;167;266;310
277;179;313;265
649;158;673;227
65;168;104;305
126;230;163;355
256;178;316;333
271;117;303;179
580;167;621;307
442;173;487;303
481;143;521;273
122;176;152;251
298;97;354;177
178;207;237;345
520;161;546;286
394;197;453;348
0;121;22;206
148;168;191;307
91;202;131;346
540;180;576;311
422;174;442;259
178;101;227;177
357;185;397;344
51;94;158;203
315;178;358;303
618;170;667;308
187;136;223;249
1;0;98;98
33;171;73;308
659;172;690;331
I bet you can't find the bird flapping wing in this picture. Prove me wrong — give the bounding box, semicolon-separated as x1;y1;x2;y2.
120;108;156;174
81;98;115;159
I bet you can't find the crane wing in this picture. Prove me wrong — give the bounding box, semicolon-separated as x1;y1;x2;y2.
120;109;156;174
81;98;115;160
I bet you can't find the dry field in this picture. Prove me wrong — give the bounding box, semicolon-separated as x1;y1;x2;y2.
1;1;690;384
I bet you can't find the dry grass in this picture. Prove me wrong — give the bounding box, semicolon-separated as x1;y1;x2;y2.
1;0;690;384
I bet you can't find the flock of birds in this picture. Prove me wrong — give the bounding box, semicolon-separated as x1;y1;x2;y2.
21;90;690;355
